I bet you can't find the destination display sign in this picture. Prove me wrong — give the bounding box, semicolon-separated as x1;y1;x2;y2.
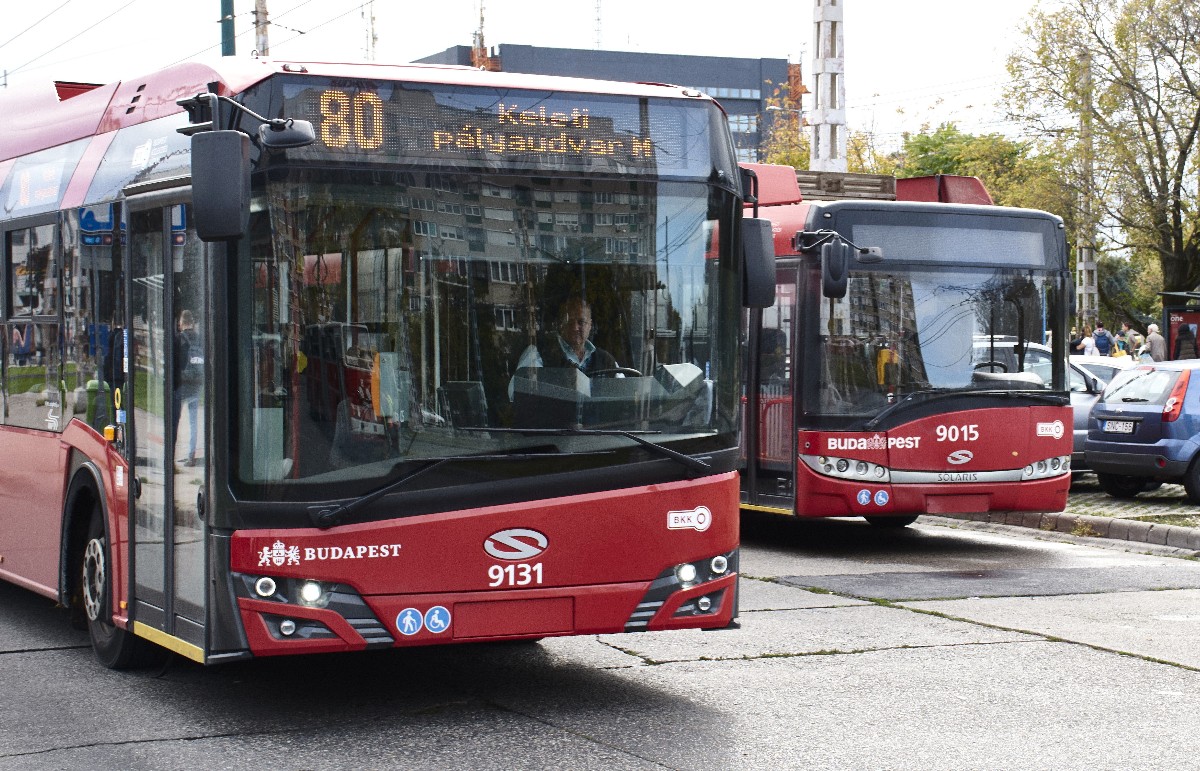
278;78;721;178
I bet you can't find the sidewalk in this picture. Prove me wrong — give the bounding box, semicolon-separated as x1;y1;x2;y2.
938;474;1200;553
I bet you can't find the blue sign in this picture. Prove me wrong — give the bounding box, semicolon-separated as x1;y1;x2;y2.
424;605;452;634
856;489;872;506
396;608;423;636
874;490;890;506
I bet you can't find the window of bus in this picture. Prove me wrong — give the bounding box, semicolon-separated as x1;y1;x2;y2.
62;205;125;432
4;222;64;431
812;266;1063;418
230;171;739;497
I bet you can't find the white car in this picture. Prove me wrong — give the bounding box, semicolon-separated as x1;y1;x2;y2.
1069;354;1139;385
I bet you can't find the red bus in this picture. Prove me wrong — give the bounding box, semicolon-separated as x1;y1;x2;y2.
740;164;1073;526
0;60;774;667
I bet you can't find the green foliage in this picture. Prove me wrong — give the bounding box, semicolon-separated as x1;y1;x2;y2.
1006;0;1200;294
893;123;1075;219
759;81;809;170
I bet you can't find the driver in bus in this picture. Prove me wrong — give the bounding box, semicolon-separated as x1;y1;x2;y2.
509;295;621;399
516;295;619;374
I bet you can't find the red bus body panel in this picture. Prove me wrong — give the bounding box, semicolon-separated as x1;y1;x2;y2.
229;473;739;655
0;427;68;595
786;405;1071;517
0;420;129;605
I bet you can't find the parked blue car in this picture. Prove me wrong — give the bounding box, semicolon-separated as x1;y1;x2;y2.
1086;360;1200;500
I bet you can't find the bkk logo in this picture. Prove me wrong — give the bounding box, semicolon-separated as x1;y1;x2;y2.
1036;420;1065;440
668;506;712;532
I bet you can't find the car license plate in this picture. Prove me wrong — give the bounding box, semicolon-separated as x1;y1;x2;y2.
1104;420;1135;434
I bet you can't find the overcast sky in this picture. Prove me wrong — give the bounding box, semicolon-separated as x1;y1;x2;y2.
1;0;1042;149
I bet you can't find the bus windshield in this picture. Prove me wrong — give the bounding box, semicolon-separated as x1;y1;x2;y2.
231;170;739;497
800;264;1066;419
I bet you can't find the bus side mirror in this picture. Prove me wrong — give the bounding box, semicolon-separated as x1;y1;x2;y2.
191;130;251;242
821;240;851;298
258;119;317;149
741;217;776;308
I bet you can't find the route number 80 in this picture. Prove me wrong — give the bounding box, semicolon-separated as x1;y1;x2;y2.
319;90;384;151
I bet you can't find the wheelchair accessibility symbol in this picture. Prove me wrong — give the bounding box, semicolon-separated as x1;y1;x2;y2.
424;605;451;634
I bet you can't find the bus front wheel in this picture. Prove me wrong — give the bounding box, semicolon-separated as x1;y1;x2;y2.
82;508;162;669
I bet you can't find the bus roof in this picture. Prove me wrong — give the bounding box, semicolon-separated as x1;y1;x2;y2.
0;58;719;162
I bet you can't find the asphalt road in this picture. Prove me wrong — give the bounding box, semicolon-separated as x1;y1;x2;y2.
3;510;1200;770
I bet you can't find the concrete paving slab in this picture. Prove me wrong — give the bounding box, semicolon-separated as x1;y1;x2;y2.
493;642;1200;770
737;576;870;612
594;604;1034;664
781;564;1200;601
905;587;1200;669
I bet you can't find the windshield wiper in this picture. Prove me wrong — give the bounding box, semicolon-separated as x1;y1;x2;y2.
865;389;1068;430
309;449;607;529
467;427;712;475
1120;397;1150;402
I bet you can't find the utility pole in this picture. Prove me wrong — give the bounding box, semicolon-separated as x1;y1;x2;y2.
254;0;270;56
1076;51;1098;328
362;0;377;61
221;0;236;56
810;0;847;172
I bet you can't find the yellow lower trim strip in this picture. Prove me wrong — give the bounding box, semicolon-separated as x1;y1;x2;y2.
132;621;206;664
740;503;793;515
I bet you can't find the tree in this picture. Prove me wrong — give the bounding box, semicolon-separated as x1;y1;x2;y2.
893;123;1076;219
1006;0;1200;293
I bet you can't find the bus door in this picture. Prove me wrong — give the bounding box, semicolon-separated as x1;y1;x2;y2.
745;265;799;514
126;192;207;657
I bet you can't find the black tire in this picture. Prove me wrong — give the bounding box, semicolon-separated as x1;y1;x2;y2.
82;507;163;669
1184;459;1200;504
864;515;919;528
1095;472;1144;499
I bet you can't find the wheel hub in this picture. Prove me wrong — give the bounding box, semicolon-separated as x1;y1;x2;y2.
82;537;106;622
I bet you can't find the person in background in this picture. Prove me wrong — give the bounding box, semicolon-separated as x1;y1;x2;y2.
173;309;203;466
1077;325;1096;356
1122;322;1144;356
1067;326;1082;352
1092;321;1115;356
1146;323;1167;361
1173;323;1199;360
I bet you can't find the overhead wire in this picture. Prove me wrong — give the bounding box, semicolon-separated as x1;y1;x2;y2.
6;0;137;76
166;0;362;66
0;0;76;52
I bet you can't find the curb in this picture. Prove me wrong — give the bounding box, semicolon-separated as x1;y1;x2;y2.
936;510;1200;553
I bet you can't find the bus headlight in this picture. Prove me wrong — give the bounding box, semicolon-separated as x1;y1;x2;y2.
675;563;698;586
254;576;278;598
297;580;331;608
801;454;890;483
1022;455;1070;480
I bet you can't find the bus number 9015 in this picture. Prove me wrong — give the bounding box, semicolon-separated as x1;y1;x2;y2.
488;563;544;587
935;424;979;442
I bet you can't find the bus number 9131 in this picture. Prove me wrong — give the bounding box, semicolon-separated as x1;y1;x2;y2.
488;563;544;588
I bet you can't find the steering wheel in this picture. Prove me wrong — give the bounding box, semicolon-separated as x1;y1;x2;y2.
590;367;643;378
973;360;1008;373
